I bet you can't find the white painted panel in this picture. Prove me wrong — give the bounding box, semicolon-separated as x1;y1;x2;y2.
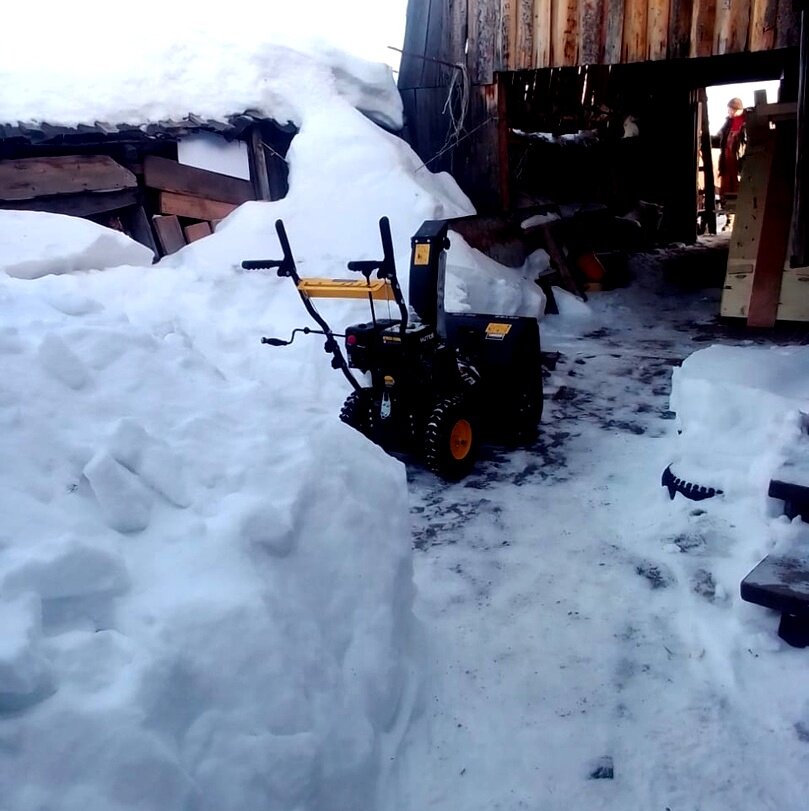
177;133;251;181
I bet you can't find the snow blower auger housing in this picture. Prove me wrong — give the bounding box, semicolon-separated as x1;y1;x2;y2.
242;217;543;480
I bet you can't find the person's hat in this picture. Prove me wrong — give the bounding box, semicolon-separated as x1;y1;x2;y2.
728;97;744;110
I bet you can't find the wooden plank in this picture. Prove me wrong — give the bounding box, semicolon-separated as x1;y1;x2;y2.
699;91;717;234
183;221;213;243
646;0;671;60
775;0;801;49
499;0;518;70
691;0;717;57
0;155;136;202
714;0;751;55
720;107;775;317
144;155;253;206
748;121;795;326
159;192;237;221
153;215;186;255
467;0;499;83
399;0;431;88
580;0;605;64
0;189;138;217
535;0;553;67
790;8;808;267
447;0;469;66
497;74;511;208
602;0;625;62
749;0;778;51
422;0;450;86
713;0;733;54
552;0;580;66
668;0;694;58
249;128;272;201
622;0;648;62
515;0;535;69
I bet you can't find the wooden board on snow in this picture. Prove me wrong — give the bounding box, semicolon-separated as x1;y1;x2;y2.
0;155;137;201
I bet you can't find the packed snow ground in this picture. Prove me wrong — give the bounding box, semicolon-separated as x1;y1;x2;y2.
391;253;809;811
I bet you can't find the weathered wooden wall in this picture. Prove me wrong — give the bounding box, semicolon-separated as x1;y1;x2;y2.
399;0;801;83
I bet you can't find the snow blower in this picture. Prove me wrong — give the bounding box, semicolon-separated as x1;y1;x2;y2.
241;217;543;480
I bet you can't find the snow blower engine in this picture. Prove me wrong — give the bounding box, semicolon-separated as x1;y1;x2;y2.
241;217;543;479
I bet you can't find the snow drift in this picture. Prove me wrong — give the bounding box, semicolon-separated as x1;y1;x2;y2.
0;210;154;280
0;36;480;811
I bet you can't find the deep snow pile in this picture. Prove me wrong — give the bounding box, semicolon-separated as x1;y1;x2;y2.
0;34;500;810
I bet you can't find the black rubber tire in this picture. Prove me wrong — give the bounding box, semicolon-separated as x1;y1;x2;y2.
340;388;375;439
424;395;477;480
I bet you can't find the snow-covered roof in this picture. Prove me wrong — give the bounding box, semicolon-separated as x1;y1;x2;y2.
0;39;403;134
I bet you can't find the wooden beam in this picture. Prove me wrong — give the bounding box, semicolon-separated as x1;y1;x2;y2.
699;91;717;234
153;215;186;256
143;155;253;205
748;121;795;326
0;155;136;202
791;10;809;267
183;221;213;243
0;188;138;217
249;128;272;201
159;192;237;221
496;74;511;209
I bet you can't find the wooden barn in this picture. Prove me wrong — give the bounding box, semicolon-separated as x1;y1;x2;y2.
0;115;295;259
399;0;808;324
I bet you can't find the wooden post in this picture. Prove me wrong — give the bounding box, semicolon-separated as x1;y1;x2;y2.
699;89;717;234
249;126;272;201
791;9;809;267
747;120;796;326
496;73;511;210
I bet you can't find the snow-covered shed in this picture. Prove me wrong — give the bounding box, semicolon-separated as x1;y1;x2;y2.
0;39;405;260
0;113;296;259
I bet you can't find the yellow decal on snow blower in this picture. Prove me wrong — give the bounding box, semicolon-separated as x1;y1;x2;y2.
413;244;431;266
485;322;512;340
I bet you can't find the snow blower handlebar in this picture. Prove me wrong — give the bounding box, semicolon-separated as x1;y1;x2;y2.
346;217;408;335
242;219;362;393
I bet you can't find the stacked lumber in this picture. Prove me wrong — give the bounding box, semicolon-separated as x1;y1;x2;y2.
144;155;254;255
0;155;138;217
